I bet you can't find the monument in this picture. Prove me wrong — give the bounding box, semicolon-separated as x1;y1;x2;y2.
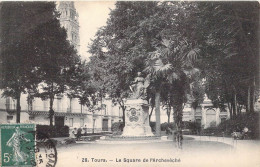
121;72;154;137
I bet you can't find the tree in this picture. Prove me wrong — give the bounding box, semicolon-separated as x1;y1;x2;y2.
143;1;201;143
0;2;57;123
28;2;80;126
89;2;200;139
87;49;131;126
145;39;200;144
88;2;259;147
88;2;160;127
196;2;259;117
67;61;97;113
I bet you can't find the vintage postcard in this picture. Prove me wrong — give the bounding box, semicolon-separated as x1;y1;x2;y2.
0;1;259;167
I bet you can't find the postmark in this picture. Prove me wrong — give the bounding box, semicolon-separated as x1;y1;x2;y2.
0;124;57;167
35;131;58;167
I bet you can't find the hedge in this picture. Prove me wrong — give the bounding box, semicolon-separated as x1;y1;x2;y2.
202;112;260;138
36;125;69;139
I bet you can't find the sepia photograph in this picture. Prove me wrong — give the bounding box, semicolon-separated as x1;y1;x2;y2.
0;1;259;167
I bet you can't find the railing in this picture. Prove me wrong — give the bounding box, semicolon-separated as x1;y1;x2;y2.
70;128;111;134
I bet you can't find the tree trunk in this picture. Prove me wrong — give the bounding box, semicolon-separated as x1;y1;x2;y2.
173;104;183;149
118;99;126;128
69;97;72;112
122;107;126;128
155;90;161;136
49;95;54;126
92;112;95;134
81;104;83;113
250;77;255;112
233;93;237;117
167;112;170;123
230;102;234;120
16;92;21;123
167;105;171;123
227;102;232;119
149;106;154;122
247;86;251;112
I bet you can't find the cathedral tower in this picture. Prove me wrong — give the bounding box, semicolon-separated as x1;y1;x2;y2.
57;2;80;52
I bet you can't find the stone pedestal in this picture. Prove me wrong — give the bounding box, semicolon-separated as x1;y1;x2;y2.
121;99;154;137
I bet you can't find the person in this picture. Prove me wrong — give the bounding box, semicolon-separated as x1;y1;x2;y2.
76;128;82;141
69;129;75;138
243;126;249;133
242;126;249;139
73;128;77;137
83;125;88;136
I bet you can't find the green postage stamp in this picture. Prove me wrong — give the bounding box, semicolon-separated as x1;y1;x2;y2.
0;124;36;167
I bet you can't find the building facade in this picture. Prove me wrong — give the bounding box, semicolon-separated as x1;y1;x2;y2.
151;96;230;129
0;91;123;133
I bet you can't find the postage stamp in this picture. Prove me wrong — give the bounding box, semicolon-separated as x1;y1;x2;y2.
0;124;35;167
0;124;57;167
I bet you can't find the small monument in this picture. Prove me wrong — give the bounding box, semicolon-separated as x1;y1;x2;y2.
121;72;154;137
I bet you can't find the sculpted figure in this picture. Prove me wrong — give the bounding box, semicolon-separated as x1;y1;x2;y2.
6;127;30;165
130;72;149;99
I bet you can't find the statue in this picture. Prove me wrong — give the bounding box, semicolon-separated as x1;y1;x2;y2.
122;72;154;137
130;72;149;99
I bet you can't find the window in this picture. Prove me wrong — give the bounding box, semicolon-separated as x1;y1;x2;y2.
118;106;121;117
103;105;107;115
43;100;48;111
29;116;34;120
221;118;226;123
6;97;11;110
69;118;73;127
7;115;13;121
111;119;114;126
71;10;74;19
80;118;84;127
28;97;33;111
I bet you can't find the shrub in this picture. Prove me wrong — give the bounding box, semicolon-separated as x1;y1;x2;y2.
209;121;216;128
182;121;201;134
203;112;259;138
111;122;124;135
36;125;69;139
160;122;175;131
56;126;69;137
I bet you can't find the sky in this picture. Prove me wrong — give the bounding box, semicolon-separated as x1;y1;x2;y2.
74;1;115;61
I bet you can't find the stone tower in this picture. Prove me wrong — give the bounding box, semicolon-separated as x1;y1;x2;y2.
57;2;80;52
